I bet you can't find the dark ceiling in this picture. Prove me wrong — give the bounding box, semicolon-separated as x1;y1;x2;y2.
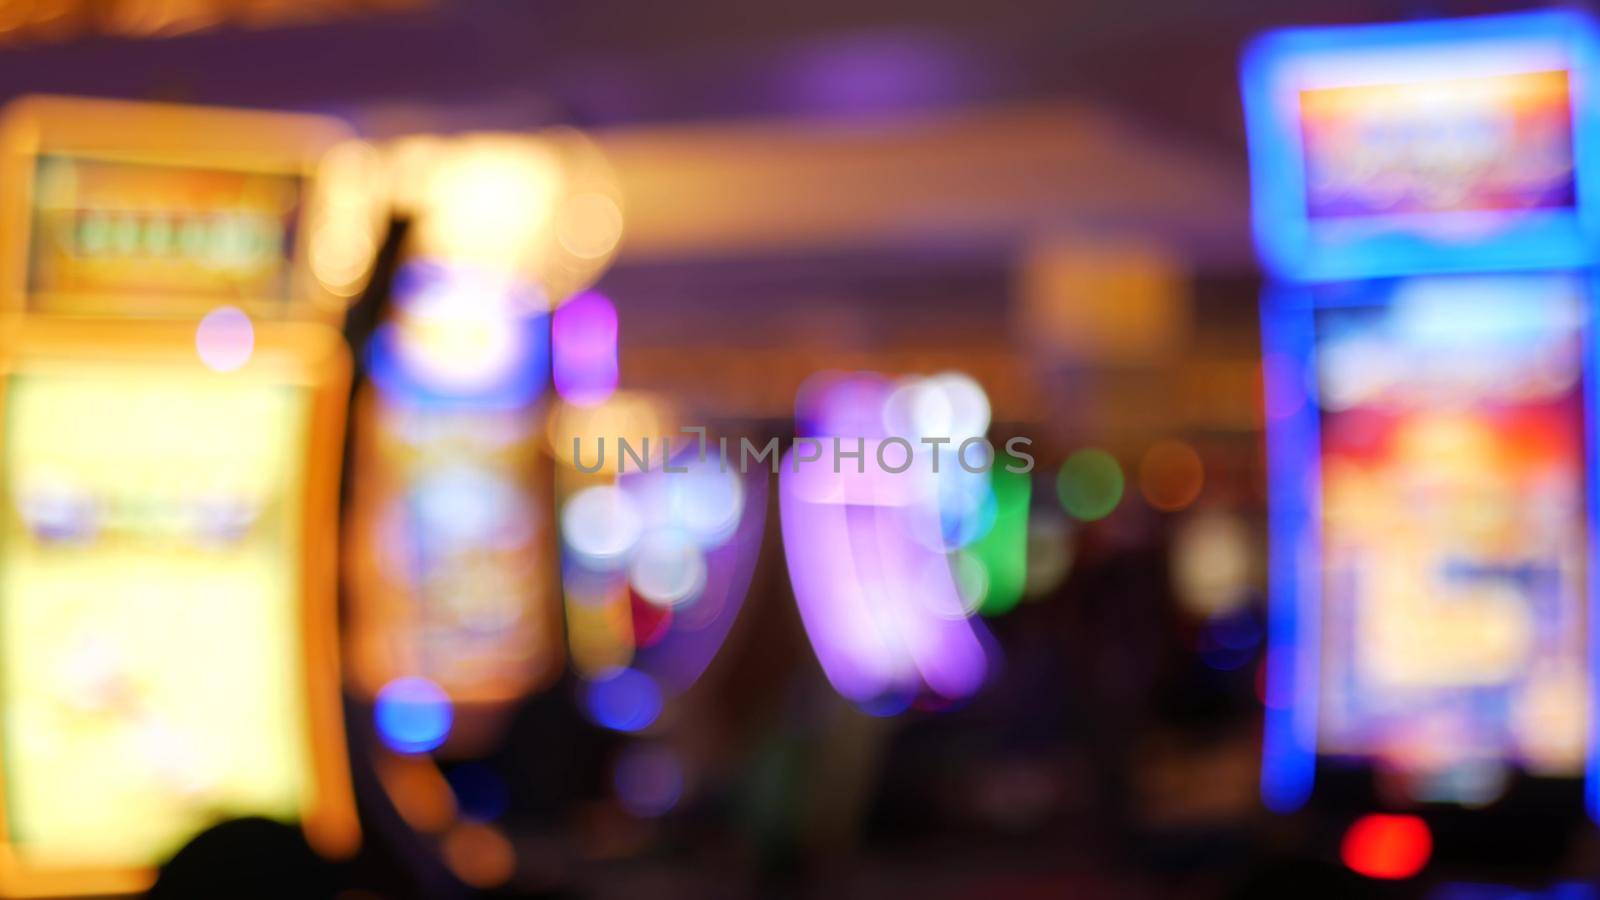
0;0;1552;154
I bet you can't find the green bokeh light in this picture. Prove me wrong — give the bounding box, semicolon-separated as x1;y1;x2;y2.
970;467;1030;616
1056;449;1123;522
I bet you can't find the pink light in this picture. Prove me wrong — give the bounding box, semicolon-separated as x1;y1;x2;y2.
195;306;254;372
552;291;618;407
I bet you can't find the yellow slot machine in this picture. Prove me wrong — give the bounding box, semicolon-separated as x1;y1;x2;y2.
0;96;361;896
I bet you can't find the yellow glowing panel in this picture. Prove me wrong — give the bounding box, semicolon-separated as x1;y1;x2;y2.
0;95;356;323
28;155;303;312
0;365;313;871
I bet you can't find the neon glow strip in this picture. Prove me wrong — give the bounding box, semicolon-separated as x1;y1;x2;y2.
1259;290;1321;812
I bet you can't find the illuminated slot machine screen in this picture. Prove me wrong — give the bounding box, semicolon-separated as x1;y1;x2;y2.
346;261;561;734
26;154;302;315
0;334;353;892
0;97;358;896
1241;11;1600;281
1266;274;1594;807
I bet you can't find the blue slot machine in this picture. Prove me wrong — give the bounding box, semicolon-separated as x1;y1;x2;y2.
1242;10;1600;880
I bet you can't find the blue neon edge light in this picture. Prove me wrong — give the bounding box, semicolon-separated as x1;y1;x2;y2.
1240;10;1600;283
1587;271;1600;824
1258;289;1321;812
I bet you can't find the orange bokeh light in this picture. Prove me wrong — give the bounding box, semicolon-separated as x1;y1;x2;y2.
1138;439;1205;512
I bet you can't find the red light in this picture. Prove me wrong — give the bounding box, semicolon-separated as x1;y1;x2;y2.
1340;814;1431;880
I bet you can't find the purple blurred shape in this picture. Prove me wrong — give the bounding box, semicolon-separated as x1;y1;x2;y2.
630;462;768;694
778;31;972;119
780;444;989;707
552;290;619;407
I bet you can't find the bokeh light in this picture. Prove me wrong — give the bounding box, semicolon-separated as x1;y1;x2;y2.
613;742;685;818
967;467;1031;616
1056;449;1124;521
552;290;619;407
442;820;517;889
1340;814;1431;880
194;306;254;372
1024;505;1073;598
1172;509;1255;618
556;192;624;260
561;485;643;565
1138;439;1204;512
584;667;664;732
628;529;708;607
384;263;543;395
375;677;454;754
414;138;564;273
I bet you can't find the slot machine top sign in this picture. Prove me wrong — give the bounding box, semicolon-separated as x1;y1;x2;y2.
1241;11;1600;282
0;96;360;897
0;95;358;320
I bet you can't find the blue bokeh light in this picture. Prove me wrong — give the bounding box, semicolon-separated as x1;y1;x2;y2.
584;668;663;733
375;677;454;754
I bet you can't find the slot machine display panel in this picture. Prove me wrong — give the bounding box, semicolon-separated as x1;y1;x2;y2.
0;96;348;320
1241;11;1600;282
0;96;359;896
1260;273;1597;812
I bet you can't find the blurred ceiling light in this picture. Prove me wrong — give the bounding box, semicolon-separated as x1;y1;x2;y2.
417;138;564;272
308;139;387;299
0;0;431;46
379;130;623;303
556;192;624;260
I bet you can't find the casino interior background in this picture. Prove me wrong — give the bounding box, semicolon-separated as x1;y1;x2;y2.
0;0;1594;899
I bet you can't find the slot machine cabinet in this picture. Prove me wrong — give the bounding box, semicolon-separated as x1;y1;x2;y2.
342;133;622;756
1242;12;1600;873
0;96;362;897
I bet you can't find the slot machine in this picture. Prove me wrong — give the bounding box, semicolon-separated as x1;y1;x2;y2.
344;133;622;759
1242;11;1600;880
0;96;361;895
